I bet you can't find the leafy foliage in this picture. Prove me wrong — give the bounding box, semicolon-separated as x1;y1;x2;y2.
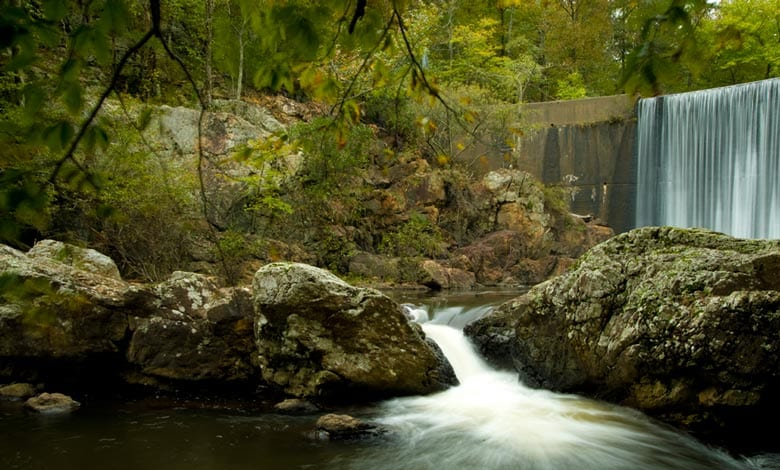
1;0;777;283
379;212;447;258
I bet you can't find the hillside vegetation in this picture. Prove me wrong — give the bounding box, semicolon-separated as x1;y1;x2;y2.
1;0;777;284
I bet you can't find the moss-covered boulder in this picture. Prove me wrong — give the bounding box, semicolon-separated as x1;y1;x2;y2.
252;262;457;401
0;241;255;390
465;227;780;439
0;242;152;384
125;272;256;385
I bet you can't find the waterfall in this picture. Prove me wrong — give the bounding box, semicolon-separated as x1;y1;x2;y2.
635;79;780;239
331;304;780;470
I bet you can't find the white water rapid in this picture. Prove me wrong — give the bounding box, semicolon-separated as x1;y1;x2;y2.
635;78;780;239
334;305;779;470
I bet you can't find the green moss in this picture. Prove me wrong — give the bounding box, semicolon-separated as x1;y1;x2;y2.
0;274;93;327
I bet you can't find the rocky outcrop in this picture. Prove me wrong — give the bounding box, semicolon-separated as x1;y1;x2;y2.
465;227;780;438
253;262;457;401
0;242;254;389
0;242;151;382
1;241;459;403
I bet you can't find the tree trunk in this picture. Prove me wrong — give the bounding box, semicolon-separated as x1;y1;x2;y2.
205;0;214;105
236;22;245;100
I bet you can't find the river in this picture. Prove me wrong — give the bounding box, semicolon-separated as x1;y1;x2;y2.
2;291;778;470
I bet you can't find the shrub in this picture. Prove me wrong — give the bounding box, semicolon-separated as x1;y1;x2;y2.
379;212;447;258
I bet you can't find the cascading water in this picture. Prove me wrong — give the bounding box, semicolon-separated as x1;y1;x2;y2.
330;304;779;470
635;78;780;239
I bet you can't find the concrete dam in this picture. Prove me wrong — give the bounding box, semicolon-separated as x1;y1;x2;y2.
514;78;780;238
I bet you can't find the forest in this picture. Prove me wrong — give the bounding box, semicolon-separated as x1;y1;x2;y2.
1;0;779;283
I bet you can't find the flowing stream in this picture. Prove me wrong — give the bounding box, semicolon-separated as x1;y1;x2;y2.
635;78;780;239
2;295;779;470
333;304;779;470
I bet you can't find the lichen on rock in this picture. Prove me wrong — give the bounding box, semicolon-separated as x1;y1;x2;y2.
465;226;780;440
252;262;457;401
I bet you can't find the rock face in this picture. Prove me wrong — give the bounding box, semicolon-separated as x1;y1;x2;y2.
465;227;780;438
253;262;457;400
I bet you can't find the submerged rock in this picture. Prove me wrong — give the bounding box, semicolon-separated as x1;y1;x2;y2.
0;382;36;399
273;398;319;415
465;226;780;439
252;262;457;401
313;413;386;440
24;392;80;413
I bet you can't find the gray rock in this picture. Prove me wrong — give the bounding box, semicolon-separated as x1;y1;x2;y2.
465;226;780;437
253;262;457;400
418;259;476;290
210;99;284;134
27;239;122;280
126;272;255;383
0;242;151;365
24;392;80;413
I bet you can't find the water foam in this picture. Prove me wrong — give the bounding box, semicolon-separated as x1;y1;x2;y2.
337;323;775;470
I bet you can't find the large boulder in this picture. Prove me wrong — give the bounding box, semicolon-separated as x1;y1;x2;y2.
0;241;152;382
0;241;256;390
126;272;255;385
252;262;457;401
465;227;780;439
27;239;123;281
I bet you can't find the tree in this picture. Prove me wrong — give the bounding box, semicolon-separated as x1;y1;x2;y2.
213;0;263;100
0;0;446;249
697;0;780;86
619;0;714;95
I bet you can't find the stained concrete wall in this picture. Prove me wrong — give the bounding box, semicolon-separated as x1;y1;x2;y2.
521;95;635;127
515;95;638;233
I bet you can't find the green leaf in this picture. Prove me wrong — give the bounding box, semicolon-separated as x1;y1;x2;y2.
83;125;110;154
42;0;68;21
22;84;45;121
137;108;154;131
62;82;84;115
43;121;75;153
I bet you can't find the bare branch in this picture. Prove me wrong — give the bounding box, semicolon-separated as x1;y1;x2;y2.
49;29;155;185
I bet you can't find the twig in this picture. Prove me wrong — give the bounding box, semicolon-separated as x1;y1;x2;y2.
49;29;155;185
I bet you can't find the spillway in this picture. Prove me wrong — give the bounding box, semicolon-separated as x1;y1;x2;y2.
635;79;780;239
